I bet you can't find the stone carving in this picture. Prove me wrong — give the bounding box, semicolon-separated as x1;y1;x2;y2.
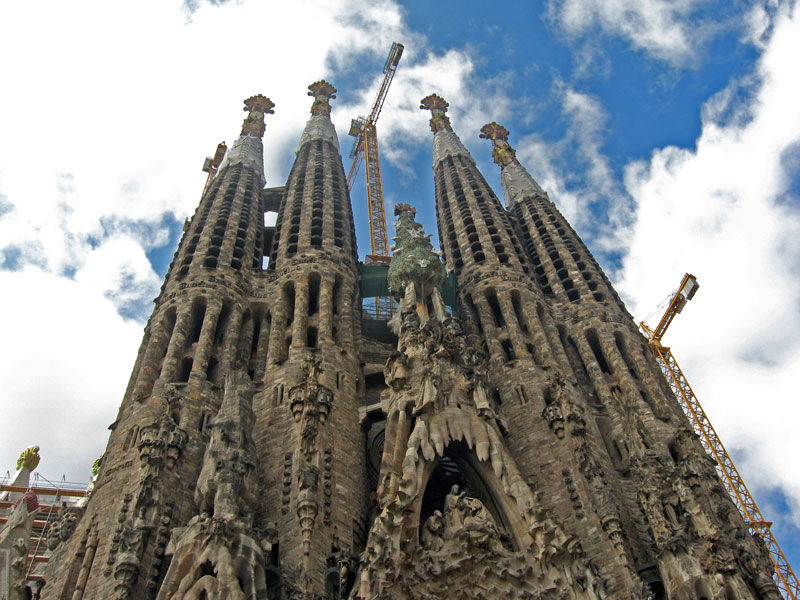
308;80;337;116
45;505;84;551
419;94;452;132
0;491;39;600
156;371;264;600
353;208;605;599
195;371;257;522
289;354;333;457
241;94;275;137
110;403;188;599
297;460;320;556
479;122;519;167
155;519;267;600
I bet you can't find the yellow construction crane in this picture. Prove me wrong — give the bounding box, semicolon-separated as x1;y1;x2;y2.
201;141;227;195
640;273;799;600
347;41;404;266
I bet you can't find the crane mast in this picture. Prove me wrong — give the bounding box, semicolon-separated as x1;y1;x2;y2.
641;274;799;600
347;42;404;265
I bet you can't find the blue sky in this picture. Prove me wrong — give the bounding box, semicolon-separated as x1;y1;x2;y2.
1;0;799;579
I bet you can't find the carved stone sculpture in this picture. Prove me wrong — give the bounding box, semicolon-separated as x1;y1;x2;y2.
0;491;40;600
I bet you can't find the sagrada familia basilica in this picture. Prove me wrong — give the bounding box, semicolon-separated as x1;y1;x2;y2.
0;81;783;599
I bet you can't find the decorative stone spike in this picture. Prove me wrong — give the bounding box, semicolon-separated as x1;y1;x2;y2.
479;122;519;167
240;94;275;137
308;80;337;116
420;93;452;132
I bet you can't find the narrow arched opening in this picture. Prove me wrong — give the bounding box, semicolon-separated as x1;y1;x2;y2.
416;441;519;552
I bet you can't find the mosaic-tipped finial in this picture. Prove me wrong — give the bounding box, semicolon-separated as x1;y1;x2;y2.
308;80;337;116
17;445;40;471
240;94;275;138
480;122;519;167
420;94;452;133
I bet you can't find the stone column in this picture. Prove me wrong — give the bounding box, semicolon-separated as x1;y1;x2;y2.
499;290;528;358
472;295;505;360
253;313;271;381
190;300;223;381
519;301;557;367
574;334;614;406
132;313;174;401
318;275;335;343
291;278;310;349
221;303;244;375
238;312;256;369
160;308;193;383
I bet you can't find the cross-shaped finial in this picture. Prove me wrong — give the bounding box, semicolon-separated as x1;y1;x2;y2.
241;94;275;138
480;122;519;167
308;81;337;116
420;94;452;133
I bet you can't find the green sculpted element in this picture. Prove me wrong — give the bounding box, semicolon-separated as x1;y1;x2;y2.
387;204;445;300
92;455;103;477
480;122;519;167
17;445;40;471
240;94;275;137
308;80;337;116
420;93;452;133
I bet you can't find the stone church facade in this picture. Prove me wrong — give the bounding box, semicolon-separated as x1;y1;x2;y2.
39;83;780;599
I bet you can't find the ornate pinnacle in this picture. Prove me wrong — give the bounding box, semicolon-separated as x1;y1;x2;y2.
17;445;40;471
480;122;519;167
420;94;452;133
308;80;337;116
241;94;275;138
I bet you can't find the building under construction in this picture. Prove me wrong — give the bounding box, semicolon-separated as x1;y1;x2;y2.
1;51;796;599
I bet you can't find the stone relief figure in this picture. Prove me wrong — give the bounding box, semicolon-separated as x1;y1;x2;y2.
443;485;466;536
45;506;84;551
421;510;444;552
542;403;566;439
290;354;333;458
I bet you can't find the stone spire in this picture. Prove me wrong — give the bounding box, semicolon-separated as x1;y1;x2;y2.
221;94;275;185
479;122;545;208
298;80;339;150
420;94;471;167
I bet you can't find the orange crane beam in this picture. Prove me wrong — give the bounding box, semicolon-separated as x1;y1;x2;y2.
641;274;799;600
347;41;404;263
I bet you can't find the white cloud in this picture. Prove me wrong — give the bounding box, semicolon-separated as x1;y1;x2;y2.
617;1;800;526
548;0;709;64
513;84;621;236
0;0;495;481
0;269;144;483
